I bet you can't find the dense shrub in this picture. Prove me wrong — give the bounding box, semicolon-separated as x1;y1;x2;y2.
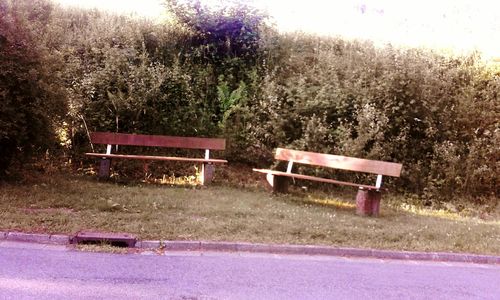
1;1;497;201
55;1;268;144
0;0;66;175
228;33;499;199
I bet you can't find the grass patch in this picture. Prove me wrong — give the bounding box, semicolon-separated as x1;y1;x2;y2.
0;173;498;255
75;243;134;254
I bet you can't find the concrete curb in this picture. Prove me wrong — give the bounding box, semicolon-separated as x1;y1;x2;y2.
149;241;498;265
2;231;70;245
1;231;498;265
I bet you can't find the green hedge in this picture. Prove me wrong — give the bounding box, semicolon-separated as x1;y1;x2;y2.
1;0;498;201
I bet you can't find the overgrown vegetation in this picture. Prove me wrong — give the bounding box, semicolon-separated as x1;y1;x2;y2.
0;0;498;205
0;0;66;173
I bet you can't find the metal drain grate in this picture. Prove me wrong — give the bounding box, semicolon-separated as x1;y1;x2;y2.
72;231;137;248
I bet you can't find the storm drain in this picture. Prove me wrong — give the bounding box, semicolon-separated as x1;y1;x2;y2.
72;231;137;248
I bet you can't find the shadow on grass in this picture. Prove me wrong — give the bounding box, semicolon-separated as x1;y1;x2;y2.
302;196;357;211
88;173;201;190
273;187;358;213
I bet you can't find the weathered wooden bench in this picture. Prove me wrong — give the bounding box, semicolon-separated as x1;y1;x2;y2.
85;132;227;184
253;148;403;216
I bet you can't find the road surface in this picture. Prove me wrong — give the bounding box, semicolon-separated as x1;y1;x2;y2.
0;241;498;299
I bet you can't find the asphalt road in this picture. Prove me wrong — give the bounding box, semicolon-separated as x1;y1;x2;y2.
0;241;499;300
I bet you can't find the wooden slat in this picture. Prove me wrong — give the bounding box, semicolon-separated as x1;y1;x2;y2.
274;148;402;177
89;132;226;150
85;153;228;164
253;169;383;190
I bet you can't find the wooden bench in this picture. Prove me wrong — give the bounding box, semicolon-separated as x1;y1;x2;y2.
85;132;227;184
253;148;403;216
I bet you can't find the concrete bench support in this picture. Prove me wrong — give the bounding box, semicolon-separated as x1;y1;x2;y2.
201;163;215;185
356;188;382;217
266;173;290;193
98;158;111;179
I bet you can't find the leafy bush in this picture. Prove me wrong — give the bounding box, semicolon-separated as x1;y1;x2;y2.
0;0;66;175
226;33;499;200
2;1;497;202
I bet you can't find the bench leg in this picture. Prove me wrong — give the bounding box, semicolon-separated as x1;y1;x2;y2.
98;158;111;179
267;174;290;193
356;188;382;217
201;163;215;185
143;162;150;179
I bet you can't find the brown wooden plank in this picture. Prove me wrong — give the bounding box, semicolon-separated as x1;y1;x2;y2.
274;148;402;177
89;132;226;150
85;153;228;164
253;169;382;190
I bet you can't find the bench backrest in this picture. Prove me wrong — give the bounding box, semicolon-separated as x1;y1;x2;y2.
90;132;226;150
275;148;402;177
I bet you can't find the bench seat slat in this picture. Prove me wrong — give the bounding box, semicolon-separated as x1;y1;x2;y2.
253;168;383;190
86;153;228;164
